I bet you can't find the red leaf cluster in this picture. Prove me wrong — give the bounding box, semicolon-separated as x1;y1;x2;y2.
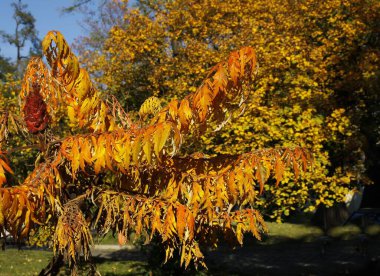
23;84;50;134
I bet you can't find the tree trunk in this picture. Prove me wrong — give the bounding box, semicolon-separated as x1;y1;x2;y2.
312;203;350;232
38;254;64;276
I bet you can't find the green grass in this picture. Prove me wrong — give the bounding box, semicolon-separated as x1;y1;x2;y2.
264;221;323;241
90;259;148;275
93;232;119;245
365;224;380;236
64;258;149;276
93;231;141;245
0;248;52;276
0;222;379;275
0;248;149;276
259;221;380;244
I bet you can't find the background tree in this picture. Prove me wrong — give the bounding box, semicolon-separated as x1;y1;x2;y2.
62;0;125;61
0;0;41;74
0;55;16;81
75;0;380;220
0;0;45;187
0;31;310;274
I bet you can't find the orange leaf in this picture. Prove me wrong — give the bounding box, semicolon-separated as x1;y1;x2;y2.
274;157;285;186
187;211;195;241
228;52;240;84
212;64;228;94
178;99;192;130
118;231;127;246
176;204;186;241
196;85;213;122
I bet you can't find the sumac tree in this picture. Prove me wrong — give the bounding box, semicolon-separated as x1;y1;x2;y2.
0;31;311;274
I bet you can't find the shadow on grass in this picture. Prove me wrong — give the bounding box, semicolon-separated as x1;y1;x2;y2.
2;221;380;275
202;223;380;276
91;223;380;275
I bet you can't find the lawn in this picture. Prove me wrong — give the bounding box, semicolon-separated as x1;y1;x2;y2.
0;248;149;276
0;222;379;275
0;248;52;276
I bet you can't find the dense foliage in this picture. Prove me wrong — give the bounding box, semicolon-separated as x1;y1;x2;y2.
0;31;310;274
77;0;379;220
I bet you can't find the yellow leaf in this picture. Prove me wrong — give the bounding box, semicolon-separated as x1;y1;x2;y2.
132;135;142;165
0;157;13;175
178;99;192;130
93;136;106;174
122;135;131;169
67;105;77;126
75;69;91;100
79;98;91;115
168;100;178;121
236;222;244;245
0;166;6;187
153;126;163;159
71;139;80;175
143;134;152;164
153;123;171;158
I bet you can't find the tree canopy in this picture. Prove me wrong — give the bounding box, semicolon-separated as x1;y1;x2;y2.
76;0;380;220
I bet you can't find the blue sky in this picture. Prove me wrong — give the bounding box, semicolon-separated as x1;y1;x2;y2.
0;0;93;60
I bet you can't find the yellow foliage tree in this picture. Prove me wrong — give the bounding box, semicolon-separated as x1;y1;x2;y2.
0;74;36;185
79;0;379;220
0;31;310;274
